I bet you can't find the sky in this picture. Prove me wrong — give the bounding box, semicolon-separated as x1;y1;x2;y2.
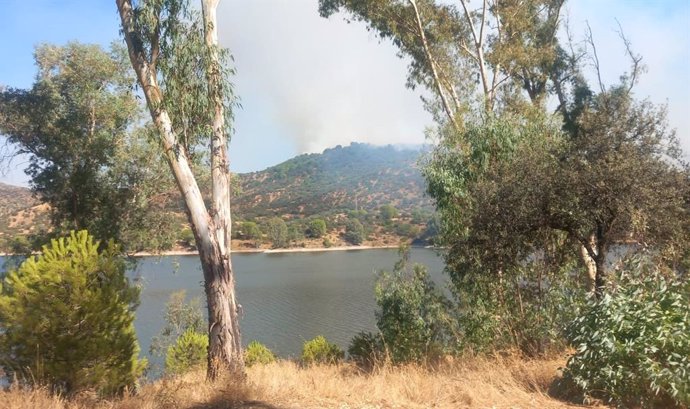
0;0;688;187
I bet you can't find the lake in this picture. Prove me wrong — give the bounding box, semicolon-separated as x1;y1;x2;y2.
0;248;446;373
131;248;445;361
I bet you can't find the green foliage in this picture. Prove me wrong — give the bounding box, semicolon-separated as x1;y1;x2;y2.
235;143;432;220
379;204;398;223
244;341;276;367
150;290;205;359
0;43;177;253
132;0;237;158
238;221;262;242
266;217;288;248
374;252;453;364
347;331;385;370
301;336;344;366
319;0;563;119
394;222;419;239
307;219;327;238
344;218;365;245
287;222;305;245
410;208;431;224
563;255;690;407
454;258;585;355
178;227;195;248
0;230;146;395
165;328;208;376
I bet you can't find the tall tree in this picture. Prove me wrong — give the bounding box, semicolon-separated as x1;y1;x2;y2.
116;0;243;378
0;42;176;252
319;0;565;127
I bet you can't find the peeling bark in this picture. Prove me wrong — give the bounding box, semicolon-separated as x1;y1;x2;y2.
116;0;244;380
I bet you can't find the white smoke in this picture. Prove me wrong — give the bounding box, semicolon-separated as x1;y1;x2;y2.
216;0;432;154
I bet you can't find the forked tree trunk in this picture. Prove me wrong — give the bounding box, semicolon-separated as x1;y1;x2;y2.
116;0;244;380
201;0;244;379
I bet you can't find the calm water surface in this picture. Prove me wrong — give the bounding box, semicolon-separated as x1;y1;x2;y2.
1;248;445;373
131;248;445;361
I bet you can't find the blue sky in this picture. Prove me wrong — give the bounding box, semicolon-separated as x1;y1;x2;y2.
1;0;688;186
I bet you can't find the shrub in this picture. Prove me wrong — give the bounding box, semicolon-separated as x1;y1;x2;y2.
178;227;195;248
307;219;327;238
453;259;584;355
348;332;385;369
0;230;146;395
245;341;276;367
379;204;398;223
344;219;365;245
322;237;333;248
266;217;288;248
165;328;209;376
375;263;452;364
563;255;690;407
301;336;344;365
150;291;205;359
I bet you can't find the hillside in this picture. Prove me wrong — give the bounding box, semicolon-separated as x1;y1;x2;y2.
235;142;432;218
0;182;49;241
0;143;435;250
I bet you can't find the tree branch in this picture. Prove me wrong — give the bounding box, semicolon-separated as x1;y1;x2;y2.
408;0;459;129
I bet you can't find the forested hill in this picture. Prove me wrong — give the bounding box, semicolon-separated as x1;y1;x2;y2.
235;143;432;218
0;143;434;245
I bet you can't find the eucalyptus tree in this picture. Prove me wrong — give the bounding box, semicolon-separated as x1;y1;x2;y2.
319;0;565;127
116;0;244;378
0;42;176;252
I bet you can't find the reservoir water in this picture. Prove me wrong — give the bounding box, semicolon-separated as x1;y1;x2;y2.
132;248;445;358
0;248;445;372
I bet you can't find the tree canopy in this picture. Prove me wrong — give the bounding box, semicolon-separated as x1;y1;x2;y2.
0;42;177;252
0;230;146;395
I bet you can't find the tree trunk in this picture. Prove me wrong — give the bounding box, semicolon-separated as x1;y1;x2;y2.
408;0;459;130
116;0;244;380
593;255;606;300
201;0;244;379
579;237;597;293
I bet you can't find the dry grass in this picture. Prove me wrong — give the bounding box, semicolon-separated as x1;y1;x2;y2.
0;356;600;409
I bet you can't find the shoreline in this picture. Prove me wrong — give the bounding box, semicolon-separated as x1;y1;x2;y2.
131;244;403;257
1;245;438;258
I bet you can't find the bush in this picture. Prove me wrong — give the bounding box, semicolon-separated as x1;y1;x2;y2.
379;204;398;223
453;259;584;355
245;341;276;366
266;217;288;248
178;227;195;248
563;255;690;407
165;328;209;376
0;230;146;395
307;219;327;238
344;219;365;245
375;263;452;364
301;336;344;365
348;332;385;369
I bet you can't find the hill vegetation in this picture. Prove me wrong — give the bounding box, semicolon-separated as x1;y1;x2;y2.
237;142;431;218
0;143;436;252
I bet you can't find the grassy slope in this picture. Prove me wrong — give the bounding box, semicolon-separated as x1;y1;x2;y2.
0;356;601;409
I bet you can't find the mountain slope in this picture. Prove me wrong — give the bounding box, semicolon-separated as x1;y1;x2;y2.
0;143;434;247
235;143;432;218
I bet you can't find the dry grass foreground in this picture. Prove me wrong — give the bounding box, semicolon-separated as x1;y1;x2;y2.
0;355;600;409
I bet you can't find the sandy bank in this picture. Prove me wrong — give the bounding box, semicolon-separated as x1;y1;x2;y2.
130;245;404;257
